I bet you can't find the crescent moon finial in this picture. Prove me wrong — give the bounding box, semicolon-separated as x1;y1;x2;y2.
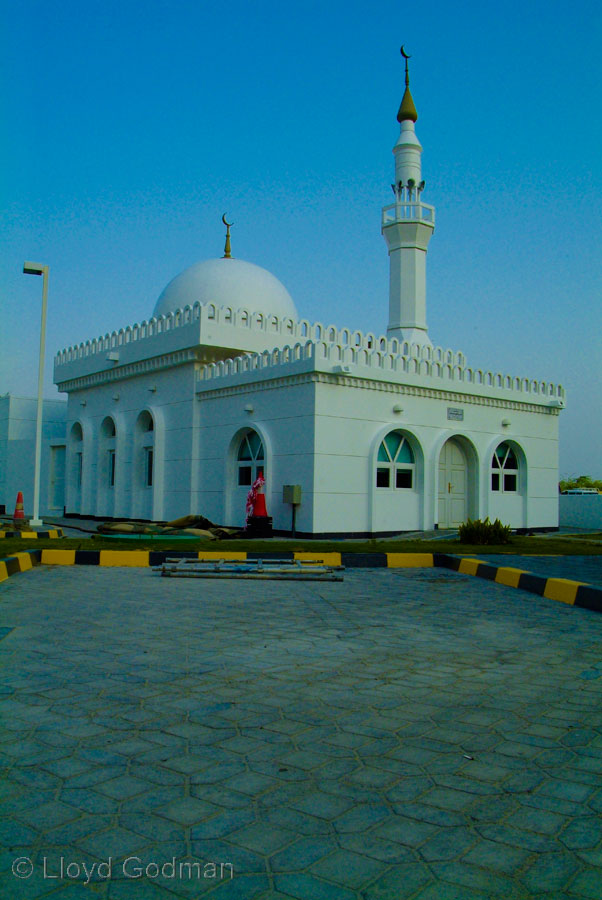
400;45;411;86
222;213;233;258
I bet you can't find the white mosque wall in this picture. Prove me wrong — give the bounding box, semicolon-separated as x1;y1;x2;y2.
57;326;561;533
195;380;318;531
307;377;559;534
192;358;560;534
64;365;198;522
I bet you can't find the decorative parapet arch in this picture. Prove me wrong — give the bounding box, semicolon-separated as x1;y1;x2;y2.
196;338;565;403
54;300;563;403
55;303;202;365
55;299;466;366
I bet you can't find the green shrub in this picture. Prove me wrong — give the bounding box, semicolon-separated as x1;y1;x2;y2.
458;517;512;545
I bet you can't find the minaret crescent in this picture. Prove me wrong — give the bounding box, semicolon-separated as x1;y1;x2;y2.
222;214;233;259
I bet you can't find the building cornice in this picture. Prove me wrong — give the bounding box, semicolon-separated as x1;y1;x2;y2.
56;349;202;393
196;370;559;415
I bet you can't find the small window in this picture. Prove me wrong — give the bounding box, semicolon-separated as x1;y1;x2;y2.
396;468;413;489
376;431;415;490
100;417;116;438
376;468;390;488
76;452;83;488
137;410;154;433
238;466;252;486
108;450;115;487
504;473;517;492
491;442;518;493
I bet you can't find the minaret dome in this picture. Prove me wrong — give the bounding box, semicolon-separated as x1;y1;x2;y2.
397;48;418;123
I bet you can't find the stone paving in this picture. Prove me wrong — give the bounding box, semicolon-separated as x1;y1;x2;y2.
1;565;602;899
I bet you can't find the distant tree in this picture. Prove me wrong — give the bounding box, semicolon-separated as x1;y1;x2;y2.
559;475;602;492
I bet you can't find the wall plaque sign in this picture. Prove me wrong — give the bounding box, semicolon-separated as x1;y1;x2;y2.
447;407;464;421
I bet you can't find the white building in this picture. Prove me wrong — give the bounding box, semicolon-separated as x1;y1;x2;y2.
49;57;564;536
0;395;67;518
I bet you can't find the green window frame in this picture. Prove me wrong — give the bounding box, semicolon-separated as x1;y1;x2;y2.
491;442;518;492
237;432;265;486
376;432;415;490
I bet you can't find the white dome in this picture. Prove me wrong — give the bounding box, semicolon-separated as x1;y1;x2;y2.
153;257;298;321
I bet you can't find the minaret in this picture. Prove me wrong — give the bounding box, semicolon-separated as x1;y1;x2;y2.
382;47;435;346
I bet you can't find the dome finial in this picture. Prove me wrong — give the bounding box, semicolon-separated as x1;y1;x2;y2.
397;45;418;123
222;213;234;259
401;44;411;86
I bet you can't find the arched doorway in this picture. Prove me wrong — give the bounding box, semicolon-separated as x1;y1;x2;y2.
227;429;266;527
438;438;468;527
371;429;422;532
489;440;527;527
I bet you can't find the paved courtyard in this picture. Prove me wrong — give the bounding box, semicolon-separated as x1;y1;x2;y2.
1;565;602;900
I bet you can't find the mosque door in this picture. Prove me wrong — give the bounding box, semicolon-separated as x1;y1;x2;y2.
438;439;467;528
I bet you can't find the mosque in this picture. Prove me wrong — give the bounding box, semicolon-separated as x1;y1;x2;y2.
16;53;565;535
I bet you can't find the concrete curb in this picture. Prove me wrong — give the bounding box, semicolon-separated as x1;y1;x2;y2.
0;549;41;582
1;549;601;614
434;553;602;614
0;530;63;539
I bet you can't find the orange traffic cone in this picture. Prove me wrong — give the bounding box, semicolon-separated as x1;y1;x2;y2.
253;481;268;518
13;491;27;531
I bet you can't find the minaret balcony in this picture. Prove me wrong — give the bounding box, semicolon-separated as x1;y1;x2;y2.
382;201;435;228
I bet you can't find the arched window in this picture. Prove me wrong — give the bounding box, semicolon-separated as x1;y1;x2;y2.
71;422;83;489
102;418;116;437
376;432;415;489
100;417;116;487
491;442;518;492
237;431;265;486
137;411;155;487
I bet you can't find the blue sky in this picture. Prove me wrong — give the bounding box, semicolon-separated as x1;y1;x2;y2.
1;0;601;477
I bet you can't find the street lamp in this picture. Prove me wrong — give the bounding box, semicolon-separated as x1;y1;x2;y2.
23;261;49;528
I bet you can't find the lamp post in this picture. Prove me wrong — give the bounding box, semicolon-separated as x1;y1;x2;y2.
23;262;49;528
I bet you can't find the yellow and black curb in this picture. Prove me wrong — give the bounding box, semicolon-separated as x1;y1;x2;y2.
433;553;601;613
1;549;600;614
0;549;42;582
0;529;63;539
